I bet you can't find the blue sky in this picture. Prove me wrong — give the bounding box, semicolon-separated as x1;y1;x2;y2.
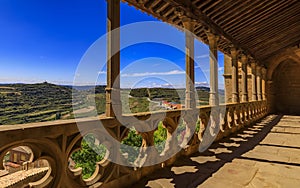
0;0;224;88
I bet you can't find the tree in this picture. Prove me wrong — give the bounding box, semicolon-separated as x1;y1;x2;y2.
71;135;106;179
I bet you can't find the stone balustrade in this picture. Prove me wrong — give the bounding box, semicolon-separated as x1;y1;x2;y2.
0;101;267;187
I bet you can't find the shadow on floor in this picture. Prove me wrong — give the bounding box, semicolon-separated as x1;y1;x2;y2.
132;114;283;188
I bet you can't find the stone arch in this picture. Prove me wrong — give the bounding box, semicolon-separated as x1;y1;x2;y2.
267;49;300;81
271;58;300;114
268;56;300;81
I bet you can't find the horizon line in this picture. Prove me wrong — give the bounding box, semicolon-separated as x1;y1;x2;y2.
0;81;215;89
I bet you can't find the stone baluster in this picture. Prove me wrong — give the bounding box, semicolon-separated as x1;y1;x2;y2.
160;117;179;156
134;129;157;168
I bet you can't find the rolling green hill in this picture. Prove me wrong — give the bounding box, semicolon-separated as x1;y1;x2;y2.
0;82;223;125
0;82;74;125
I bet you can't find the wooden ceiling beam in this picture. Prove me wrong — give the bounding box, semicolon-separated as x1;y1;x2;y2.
229;0;293;35
226;0;284;35
202;1;222;13
211;0;251;22
149;0;162;10
255;33;300;58
123;0;300;63
162;6;175;17
155;2;169;14
203;1;226;15
217;0;267;28
249;4;298;37
237;7;299;44
191;0;201;6
247;19;300;50
165;0;256;59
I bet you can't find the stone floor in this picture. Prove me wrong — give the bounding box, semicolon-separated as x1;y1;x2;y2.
0;167;48;187
133;115;300;188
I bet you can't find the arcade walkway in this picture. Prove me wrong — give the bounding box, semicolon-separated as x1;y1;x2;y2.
133;115;300;188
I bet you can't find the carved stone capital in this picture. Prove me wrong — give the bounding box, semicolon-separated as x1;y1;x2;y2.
230;47;239;58
174;7;197;32
256;65;262;73
182;17;197;32
174;6;185;18
206;31;219;41
240;53;248;64
250;62;257;69
205;30;219;47
247;55;254;62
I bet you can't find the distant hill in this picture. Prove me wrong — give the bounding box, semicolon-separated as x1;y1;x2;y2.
69;85;95;91
0;82;224;125
129;87;210;103
66;85;106;93
196;86;210;92
0;82;110;125
94;85;106;94
0;82;74;125
129;86;224;104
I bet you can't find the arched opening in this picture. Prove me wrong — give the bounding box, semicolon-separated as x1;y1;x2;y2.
272;59;300;114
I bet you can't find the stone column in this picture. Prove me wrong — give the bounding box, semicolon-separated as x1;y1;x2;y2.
267;80;275;113
106;0;121;117
251;62;258;101
183;18;196;109
241;54;248;102
231;48;239;103
256;65;262;101
261;67;267;101
223;54;232;103
206;32;219;106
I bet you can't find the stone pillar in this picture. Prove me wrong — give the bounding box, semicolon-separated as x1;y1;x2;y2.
256;65;262;101
231;48;239;103
223;54;232;103
261;67;267;101
206;32;219;106
241;54;248;102
267;80;275;113
106;0;121;117
183;18;196;109
251;62;258;101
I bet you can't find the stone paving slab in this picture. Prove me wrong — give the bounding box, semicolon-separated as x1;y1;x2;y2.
0;167;49;187
133;115;300;188
200;115;300;188
205;162;259;186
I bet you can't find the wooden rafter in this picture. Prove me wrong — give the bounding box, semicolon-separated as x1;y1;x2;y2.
122;0;300;65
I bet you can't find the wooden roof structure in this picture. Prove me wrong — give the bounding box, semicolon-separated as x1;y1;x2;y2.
122;0;300;65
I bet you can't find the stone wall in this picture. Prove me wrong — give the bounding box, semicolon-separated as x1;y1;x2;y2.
273;60;300;114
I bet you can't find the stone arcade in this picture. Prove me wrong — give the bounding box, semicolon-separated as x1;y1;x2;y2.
0;0;300;187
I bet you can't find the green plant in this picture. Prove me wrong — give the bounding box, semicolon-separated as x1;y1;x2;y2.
71;134;106;179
